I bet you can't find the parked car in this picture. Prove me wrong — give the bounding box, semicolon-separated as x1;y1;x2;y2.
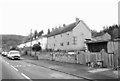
1;51;8;57
7;50;21;60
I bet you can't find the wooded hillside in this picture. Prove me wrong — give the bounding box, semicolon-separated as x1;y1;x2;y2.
1;34;26;50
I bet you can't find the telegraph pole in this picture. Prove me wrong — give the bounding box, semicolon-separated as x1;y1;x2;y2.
30;29;32;56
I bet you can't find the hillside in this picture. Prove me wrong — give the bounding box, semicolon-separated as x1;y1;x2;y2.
0;34;27;50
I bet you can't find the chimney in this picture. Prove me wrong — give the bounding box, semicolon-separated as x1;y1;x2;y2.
76;18;80;24
52;28;54;31
58;26;62;30
54;26;58;30
63;24;66;27
55;28;57;31
59;26;61;29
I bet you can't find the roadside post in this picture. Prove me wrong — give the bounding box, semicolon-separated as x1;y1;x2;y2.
76;51;80;64
30;29;32;56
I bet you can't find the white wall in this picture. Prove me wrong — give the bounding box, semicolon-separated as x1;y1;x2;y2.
47;21;91;51
47;31;73;51
72;21;92;50
37;37;47;50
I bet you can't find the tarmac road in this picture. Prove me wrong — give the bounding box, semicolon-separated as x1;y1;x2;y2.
0;55;89;81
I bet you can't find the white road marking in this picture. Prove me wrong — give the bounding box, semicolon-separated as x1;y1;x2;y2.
88;68;110;73
8;63;32;80
10;65;18;71
15;65;22;67
6;62;9;65
21;73;31;79
14;64;32;67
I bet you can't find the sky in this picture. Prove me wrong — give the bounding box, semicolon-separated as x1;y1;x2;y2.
0;0;119;36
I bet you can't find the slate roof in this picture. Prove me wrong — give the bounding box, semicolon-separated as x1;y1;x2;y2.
85;40;109;44
93;32;105;37
45;20;91;37
46;22;78;37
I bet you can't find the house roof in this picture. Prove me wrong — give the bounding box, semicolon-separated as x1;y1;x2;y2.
85;40;109;44
80;20;91;32
93;32;105;37
93;33;111;41
46;22;77;37
44;19;91;37
85;38;120;44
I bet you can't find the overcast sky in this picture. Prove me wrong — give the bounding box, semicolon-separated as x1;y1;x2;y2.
0;0;119;36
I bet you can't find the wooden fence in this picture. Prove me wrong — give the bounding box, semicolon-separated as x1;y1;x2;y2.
22;50;118;69
79;51;118;68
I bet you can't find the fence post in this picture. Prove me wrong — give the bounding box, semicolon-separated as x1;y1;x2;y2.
100;49;107;68
76;51;80;64
113;50;118;70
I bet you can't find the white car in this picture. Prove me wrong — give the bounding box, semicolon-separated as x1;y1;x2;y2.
7;50;21;60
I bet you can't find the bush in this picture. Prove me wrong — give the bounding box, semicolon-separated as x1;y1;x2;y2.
32;44;42;51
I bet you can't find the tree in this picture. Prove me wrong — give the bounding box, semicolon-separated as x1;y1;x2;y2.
91;30;98;37
96;24;119;39
32;44;42;51
47;29;51;34
34;30;38;39
32;43;42;56
38;30;44;37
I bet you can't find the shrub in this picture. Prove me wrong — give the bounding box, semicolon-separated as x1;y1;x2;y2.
32;44;42;51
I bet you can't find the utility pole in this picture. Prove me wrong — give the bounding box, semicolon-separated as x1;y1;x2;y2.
30;29;32;56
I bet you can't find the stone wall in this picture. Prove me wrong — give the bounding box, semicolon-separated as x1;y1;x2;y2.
23;49;118;68
37;52;77;63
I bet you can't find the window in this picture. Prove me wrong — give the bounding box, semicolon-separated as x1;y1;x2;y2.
81;33;84;35
67;33;69;35
72;36;77;45
67;42;69;45
60;43;63;46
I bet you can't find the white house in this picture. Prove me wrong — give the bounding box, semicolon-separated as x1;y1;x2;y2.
46;18;92;51
36;36;47;50
17;43;25;48
17;36;47;50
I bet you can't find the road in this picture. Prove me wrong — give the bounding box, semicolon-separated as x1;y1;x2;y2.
0;55;89;81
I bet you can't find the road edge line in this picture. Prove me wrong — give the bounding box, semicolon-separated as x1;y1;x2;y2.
10;65;18;71
21;73;31;79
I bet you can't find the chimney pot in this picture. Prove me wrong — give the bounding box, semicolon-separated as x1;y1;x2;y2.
76;18;80;24
52;28;54;31
63;24;66;27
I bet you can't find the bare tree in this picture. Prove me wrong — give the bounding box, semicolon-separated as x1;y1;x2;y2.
47;29;51;34
38;30;44;37
34;30;38;39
